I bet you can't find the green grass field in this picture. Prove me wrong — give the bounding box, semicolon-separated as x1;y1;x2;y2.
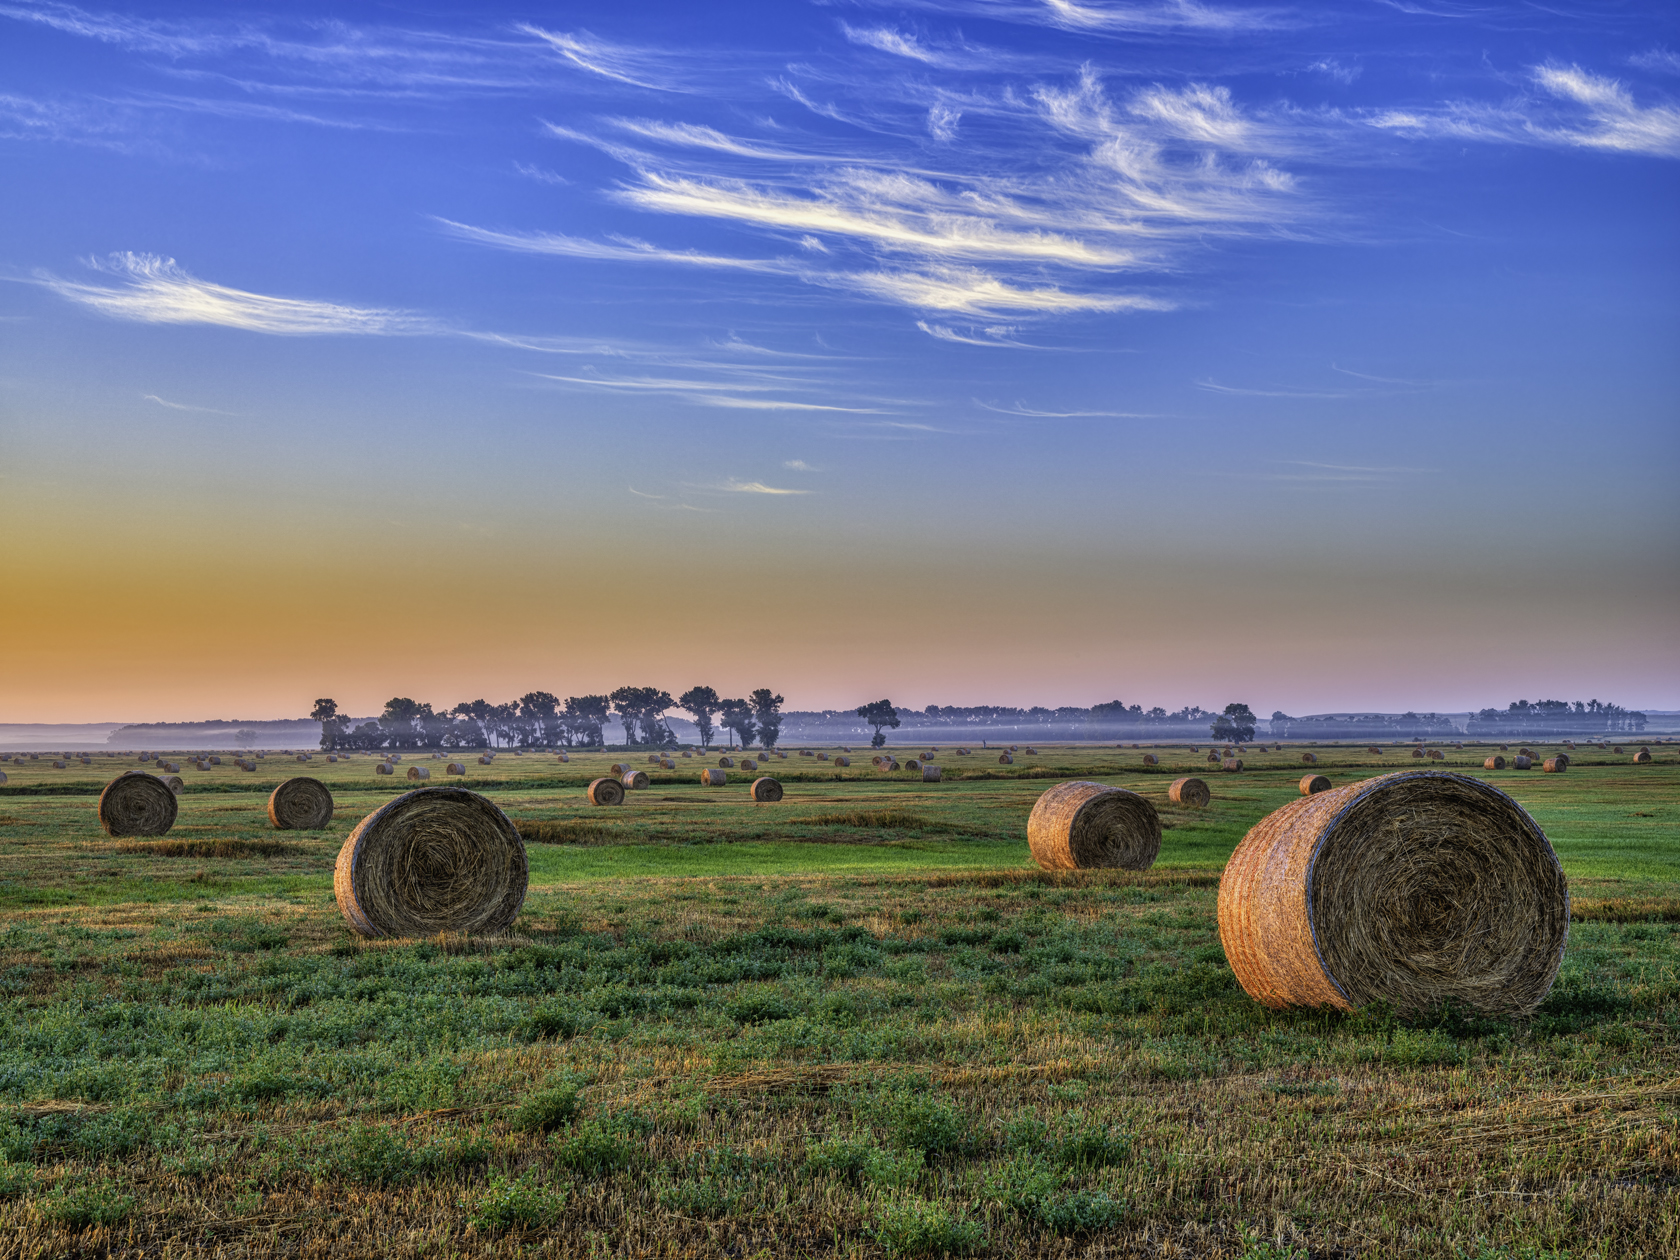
0;741;1674;1258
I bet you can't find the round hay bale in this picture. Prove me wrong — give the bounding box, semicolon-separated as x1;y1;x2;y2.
1411;749;1425;759
1223;758;1244;772
882;759;901;772
1299;774;1332;796
0;771;7;784
1499;744;1509;752
1024;747;1038;755
998;753;1014;765
1518;748;1533;758
1553;753;1570;769
209;756;222;766
621;770;649;789
557;753;569;763
1427;750;1445;761
478;756;493;766
1301;752;1318;765
905;759;921;771
376;763;394;776
588;777;625;806
407;765;431;781
1634;750;1652;764
160;775;184;793
1542;758;1565;773
817;752;829;761
610;762;630;775
1367;746;1382;755
834;756;850;767
296;754;309;763
742;759;757;773
334;786;527;939
1484;756;1506;770
1168;777;1210;807
701;768;726;786
98;772;178;837
660;758;676;770
922;765;942;783
1613;746;1624;755
1142;754;1158;766
1218;770;1568;1016
681;751;691;758
1512;755;1533;769
327;755;338;763
268;777;334;830
1207;752;1220;764
1027;781;1161;872
446;762;466;776
52;760;67;769
718;757;734;769
750;776;783;802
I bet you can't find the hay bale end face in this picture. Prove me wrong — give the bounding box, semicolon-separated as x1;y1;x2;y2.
1299;774;1332;796
1222;758;1244;772
587;777;625;806
702;768;727;786
817;752;829;761
1218;770;1568;1017
268;778;334;830
99;772;178;838
999;753;1014;765
334;787;527;939
834;756;850;767
160;775;184;793
621;770;650;789
1168;777;1211;807
375;763;394;776
1142;754;1158;766
446;762;466;776
1301;752;1318;765
750;776;783;802
905;759;921;771
1634;750;1652;763
1543;758;1566;773
718;757;734;769
1028;781;1161;872
407;766;431;781
1485;755;1506;770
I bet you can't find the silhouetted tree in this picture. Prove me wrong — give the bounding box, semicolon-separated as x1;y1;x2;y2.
311;698;344;751
719;699;758;749
679;686;721;750
1210;702;1257;746
750;688;785;750
562;695;610;747
857;699;900;749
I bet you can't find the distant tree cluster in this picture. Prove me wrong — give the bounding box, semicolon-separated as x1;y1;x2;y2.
1467;699;1647;737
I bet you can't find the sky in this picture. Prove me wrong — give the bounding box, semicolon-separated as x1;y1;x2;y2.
1;0;1676;723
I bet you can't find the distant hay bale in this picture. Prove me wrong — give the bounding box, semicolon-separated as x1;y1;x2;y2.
681;751;691;758
1543;758;1565;773
478;756;494;766
98;772;178;838
1207;753;1220;764
556;753;569;763
160;775;184;794
800;749;813;757
1027;781;1161;872
446;762;466;776
1519;748;1533;758
611;763;631;775
1613;746;1624;755
906;759;922;771
647;754;661;764
1222;758;1244;772
1634;750;1652;763
750;777;784;802
998;753;1014;765
52;760;67;769
1427;750;1445;761
660;758;676;770
1411;749;1425;759
1512;755;1533;769
817;752;829;761
871;756;884;767
1367;746;1382;755
209;756;222;766
407;766;431;781
1218;770;1568;1016
882;759;901;772
1485;756;1506;770
334;786;527;939
327;755;338;763
718;757;734;769
1142;754;1158;766
701;769;727;786
621;770;649;789
588;777;625;806
1553;753;1570;769
1024;747;1038;755
1168;777;1210;807
834;756;850;767
1301;752;1318;765
1299;774;1332;796
922;765;942;783
296;755;309;763
742;759;757;773
268;778;334;830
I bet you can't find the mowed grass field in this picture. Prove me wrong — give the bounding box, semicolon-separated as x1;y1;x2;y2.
0;741;1674;1258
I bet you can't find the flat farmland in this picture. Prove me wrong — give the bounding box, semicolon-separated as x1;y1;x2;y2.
0;743;1674;1258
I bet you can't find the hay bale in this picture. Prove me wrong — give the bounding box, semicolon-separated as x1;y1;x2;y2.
621;770;649;789
1634;750;1652;763
834;756;850;767
1301;752;1318;765
922;765;942;782
1168;777;1210;807
557;753;569;763
1543;758;1565;773
1222;758;1244;772
160;775;184;793
882;759;901;772
1218;770;1568;1016
611;762;630;775
1427;749;1445;761
1206;752;1220;764
682;751;692;758
1367;746;1382;755
1411;749;1424;759
209;756;222;766
660;758;676;770
701;769;727;786
407;766;431;781
159;762;179;774
296;754;309;763
478;756;493;766
1024;747;1038;755
817;752;829;761
334;786;527;939
1512;755;1533;769
1485;756;1506;770
268;778;334;830
588;777;625;806
1027;781;1161;872
742;759;757;773
1613;746;1624;755
52;760;67;769
98;772;178;837
998;753;1014;765
376;763;394;776
1553;753;1570;769
1518;748;1533;758
905;759;921;771
750;777;784;802
1142;754;1158;766
718;757;734;769
1299;774;1332;796
327;754;338;763
446;762;466;776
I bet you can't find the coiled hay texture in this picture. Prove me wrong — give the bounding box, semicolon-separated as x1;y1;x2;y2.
1301;752;1318;765
881;759;901;772
1142;754;1158;765
1512;755;1533;770
1222;758;1244;772
998;753;1014;765
1299;774;1332;796
1027;781;1161;872
1553;753;1571;769
905;759;921;771
660;759;676;770
98;772;178;838
1543;758;1566;773
621;770;649;789
375;763;393;776
478;756;494;766
588;777;625;806
834;756;850;767
160;775;184;793
750;776;784;802
1485;756;1506;770
1367;746;1382;755
1168;777;1211;807
446;762;466;776
556;753;569;763
407;765;431;781
817;752;829;760
334;786;527;939
1218;770;1567;1016
267;777;334;830
1634;750;1652;764
702;768;727;786
718;757;734;769
742;759;758;772
610;762;630;776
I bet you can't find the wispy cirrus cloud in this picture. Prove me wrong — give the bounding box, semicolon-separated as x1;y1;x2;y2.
1198;380;1354;399
434;218;794;272
975;399;1152;417
38;253;435;335
142;392;236;414
519;25;690;92
702;479;813;495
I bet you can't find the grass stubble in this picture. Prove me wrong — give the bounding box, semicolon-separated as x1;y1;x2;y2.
0;743;1673;1257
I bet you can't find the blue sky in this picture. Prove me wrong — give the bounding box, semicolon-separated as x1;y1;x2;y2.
1;1;1676;721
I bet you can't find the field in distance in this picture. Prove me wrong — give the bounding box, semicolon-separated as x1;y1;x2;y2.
0;743;1674;1256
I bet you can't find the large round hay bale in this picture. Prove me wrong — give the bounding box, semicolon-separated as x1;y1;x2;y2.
334;787;527;939
998;753;1014;765
871;756;884;767
1206;752;1220;764
407;765;431;781
52;760;67;769
701;768;726;786
1142;754;1158;766
750;777;783;802
376;762;394;776
1027;781;1161;872
834;756;850;767
1427;749;1445;761
1542;758;1565;773
1518;748;1533;758
588;777;625;806
621;770;649;789
98;772;178;837
1168;777;1210;807
1301;752;1318;765
1485;756;1506;770
446;762;466;776
1219;771;1567;1016
1299;774;1332;796
1024;747;1038;755
1612;746;1623;755
1634;750;1652;764
1512;755;1532;769
882;759;901;772
295;754;309;763
681;750;692;758
922;765;942;782
268;777;334;830
718;757;734;769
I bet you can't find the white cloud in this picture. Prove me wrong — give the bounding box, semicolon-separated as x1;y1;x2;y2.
142;392;236;414
435;219;792;272
518;26;687;92
710;479;812;495
782;459;817;471
841;24;943;65
842;266;1162;315
40;253;434;335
